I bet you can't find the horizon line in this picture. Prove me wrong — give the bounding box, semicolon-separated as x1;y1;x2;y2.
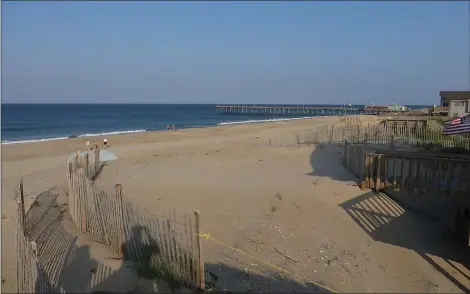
2;102;432;106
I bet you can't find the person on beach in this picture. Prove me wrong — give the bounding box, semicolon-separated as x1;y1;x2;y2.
166;124;170;131
172;124;176;131
85;140;91;150
103;138;108;148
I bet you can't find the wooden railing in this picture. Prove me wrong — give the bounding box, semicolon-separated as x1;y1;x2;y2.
343;143;470;244
309;123;470;149
267;121;470;149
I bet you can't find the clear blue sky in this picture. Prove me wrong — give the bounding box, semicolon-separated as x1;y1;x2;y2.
2;1;469;105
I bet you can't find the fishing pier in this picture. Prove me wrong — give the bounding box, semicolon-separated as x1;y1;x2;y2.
215;105;411;116
216;105;361;116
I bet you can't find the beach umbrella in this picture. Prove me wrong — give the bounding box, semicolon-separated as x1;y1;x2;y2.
68;149;118;162
442;114;470;135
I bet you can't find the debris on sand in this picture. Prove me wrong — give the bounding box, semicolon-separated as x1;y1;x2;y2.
292;202;301;210
273;246;299;264
270;203;277;214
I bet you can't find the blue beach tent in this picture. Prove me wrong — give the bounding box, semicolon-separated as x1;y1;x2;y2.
68;149;117;163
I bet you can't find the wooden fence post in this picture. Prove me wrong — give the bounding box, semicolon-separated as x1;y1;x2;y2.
400;158;406;192
19;171;26;234
357;125;360;143
84;153;89;178
79;168;87;233
94;147;100;178
75;151;80;169
392;158;398;191
407;124;411;144
375;155;382;193
296;133;300;145
362;154;369;190
115;184;125;258
194;210;205;291
68;161;73;180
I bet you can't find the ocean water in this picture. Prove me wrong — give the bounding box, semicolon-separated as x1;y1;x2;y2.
1;104;427;144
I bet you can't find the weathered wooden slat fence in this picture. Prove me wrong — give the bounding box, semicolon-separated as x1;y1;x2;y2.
16;180;56;293
66;151;204;290
70;147;101;179
268;121;470;150
343;143;470;245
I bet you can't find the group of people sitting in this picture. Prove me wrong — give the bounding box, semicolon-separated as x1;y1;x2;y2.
85;138;108;150
166;124;176;131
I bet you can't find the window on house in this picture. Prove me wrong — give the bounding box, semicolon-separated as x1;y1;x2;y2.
453;113;459;117
454;101;465;107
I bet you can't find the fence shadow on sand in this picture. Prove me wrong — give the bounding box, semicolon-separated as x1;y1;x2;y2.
56;228;173;293
339;191;470;293
306;142;470;292
17;182;187;293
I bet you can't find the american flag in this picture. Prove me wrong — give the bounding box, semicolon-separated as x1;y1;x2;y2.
443;114;470;135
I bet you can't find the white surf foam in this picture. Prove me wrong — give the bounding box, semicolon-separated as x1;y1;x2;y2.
2;129;147;145
78;129;147;137
217;116;324;126
2;136;70;145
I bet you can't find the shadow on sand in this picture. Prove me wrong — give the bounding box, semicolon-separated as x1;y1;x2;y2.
308;143;470;293
23;188;146;293
307;143;358;183
339;191;470;293
33;220;335;293
33;223;164;293
56;243;147;293
204;262;332;293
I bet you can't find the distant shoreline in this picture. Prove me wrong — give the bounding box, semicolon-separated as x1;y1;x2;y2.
2;103;428;145
2;115;327;145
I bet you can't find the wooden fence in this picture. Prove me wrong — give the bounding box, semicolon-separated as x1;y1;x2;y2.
343;143;470;245
70;148;101;179
66;152;205;290
16;179;56;293
268;122;470;150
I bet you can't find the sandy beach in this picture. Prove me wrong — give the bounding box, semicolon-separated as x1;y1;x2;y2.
2;115;469;293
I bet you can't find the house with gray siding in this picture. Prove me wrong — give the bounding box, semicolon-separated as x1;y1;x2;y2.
439;91;470;118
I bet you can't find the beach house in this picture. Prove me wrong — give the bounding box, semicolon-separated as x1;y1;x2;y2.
439;91;470;118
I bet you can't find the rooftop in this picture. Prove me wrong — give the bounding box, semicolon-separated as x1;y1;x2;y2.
439;91;470;101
